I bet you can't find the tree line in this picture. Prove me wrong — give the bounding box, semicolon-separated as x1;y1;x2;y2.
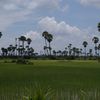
0;22;100;59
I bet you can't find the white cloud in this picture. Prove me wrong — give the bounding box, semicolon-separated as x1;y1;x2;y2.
38;16;85;37
25;31;40;40
38;16;96;49
79;0;100;8
0;0;63;31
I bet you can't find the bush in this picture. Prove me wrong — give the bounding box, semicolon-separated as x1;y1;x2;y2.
16;58;28;64
16;58;34;65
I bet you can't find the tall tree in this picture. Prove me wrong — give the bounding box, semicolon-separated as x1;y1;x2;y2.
26;38;32;56
98;22;100;32
68;44;72;56
19;36;26;56
47;33;53;56
92;37;99;56
82;41;88;57
0;32;2;38
98;44;100;56
42;31;49;55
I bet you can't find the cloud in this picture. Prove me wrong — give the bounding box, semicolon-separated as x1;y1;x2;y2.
24;31;40;40
24;16;90;50
79;0;100;8
0;0;63;31
38;16;96;48
38;16;86;37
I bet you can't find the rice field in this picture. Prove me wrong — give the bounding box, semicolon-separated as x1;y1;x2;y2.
0;60;100;100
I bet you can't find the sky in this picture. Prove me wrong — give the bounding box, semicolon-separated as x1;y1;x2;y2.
0;0;100;53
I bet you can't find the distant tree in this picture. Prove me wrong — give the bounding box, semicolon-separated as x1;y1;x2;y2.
1;48;8;56
92;37;99;56
98;22;100;32
64;47;68;56
0;32;2;38
42;31;49;55
47;33;53;55
72;47;76;56
27;38;32;47
68;44;72;56
89;49;93;57
26;38;32;56
19;36;26;56
82;41;88;57
19;36;26;49
98;44;100;56
52;50;56;56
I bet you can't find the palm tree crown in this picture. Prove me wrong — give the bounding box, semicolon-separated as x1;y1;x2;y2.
92;37;99;44
82;41;88;48
27;38;32;46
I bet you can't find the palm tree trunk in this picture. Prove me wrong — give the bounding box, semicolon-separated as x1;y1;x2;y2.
49;42;51;56
84;47;87;59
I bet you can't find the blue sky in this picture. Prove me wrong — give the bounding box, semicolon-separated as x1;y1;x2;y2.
0;0;100;53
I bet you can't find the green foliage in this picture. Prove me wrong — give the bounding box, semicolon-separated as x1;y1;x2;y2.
16;58;33;65
23;84;54;100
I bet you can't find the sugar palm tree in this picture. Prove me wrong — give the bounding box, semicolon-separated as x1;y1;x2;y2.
68;44;72;56
98;44;100;56
0;32;2;38
98;22;100;32
27;38;32;47
42;31;49;55
19;36;26;48
92;37;99;56
26;38;32;56
47;33;53;56
19;36;26;56
82;41;88;57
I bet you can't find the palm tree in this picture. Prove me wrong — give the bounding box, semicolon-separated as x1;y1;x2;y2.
98;22;100;32
92;37;99;56
98;44;100;56
27;38;32;46
42;31;49;55
0;32;2;38
26;38;32;56
68;44;72;56
47;33;53;56
19;36;26;48
72;47;76;56
89;49;93;57
19;36;26;56
82;41;88;57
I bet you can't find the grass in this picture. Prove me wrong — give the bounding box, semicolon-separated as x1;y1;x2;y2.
0;60;100;99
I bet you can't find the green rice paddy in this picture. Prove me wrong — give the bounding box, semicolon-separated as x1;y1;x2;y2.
0;60;100;99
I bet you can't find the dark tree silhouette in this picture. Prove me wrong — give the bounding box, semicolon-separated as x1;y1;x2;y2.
92;37;99;56
68;44;72;56
18;36;26;56
47;33;53;56
0;32;2;38
98;22;100;32
98;44;100;56
26;38;32;56
82;41;88;57
42;31;49;55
